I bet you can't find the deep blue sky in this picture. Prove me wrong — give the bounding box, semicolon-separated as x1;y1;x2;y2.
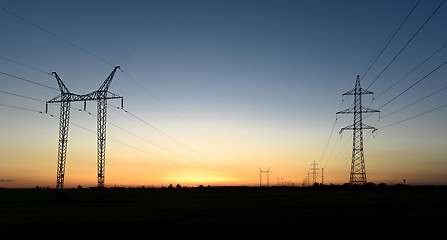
1;0;446;188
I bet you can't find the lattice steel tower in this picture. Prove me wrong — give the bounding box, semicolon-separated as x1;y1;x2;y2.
47;66;123;201
336;75;379;185
309;160;319;185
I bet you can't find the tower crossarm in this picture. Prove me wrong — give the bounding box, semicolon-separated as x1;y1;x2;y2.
362;106;380;113
82;91;123;101
336;106;380;115
342;88;374;96
342;76;375;96
46;93;88;104
339;123;378;134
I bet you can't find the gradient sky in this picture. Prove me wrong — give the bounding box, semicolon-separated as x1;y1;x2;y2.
1;0;446;188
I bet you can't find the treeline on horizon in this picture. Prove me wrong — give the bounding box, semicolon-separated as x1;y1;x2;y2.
4;181;447;191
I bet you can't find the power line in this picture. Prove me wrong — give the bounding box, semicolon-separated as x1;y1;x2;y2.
318;117;338;167
5;99;219;169
0;4;233;180
2;65;240;180
0;90;46;102
322;1;445;184
360;0;421;81
1;4;218;162
375;41;447;100
81;105;243;177
0;71;58;90
119;106;227;166
120;69;209;141
0;88;109;114
366;0;445;90
2;3;208;147
1;78;239;179
0;55;52;75
1;63;219;172
362;42;447;122
377;58;447;110
379;103;447;129
0;6;115;67
381;85;447;119
317;96;347;171
0;103;44;113
106;117;206;167
0;102;190;169
106;103;246;176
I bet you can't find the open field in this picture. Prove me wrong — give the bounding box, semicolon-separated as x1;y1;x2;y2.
1;185;446;238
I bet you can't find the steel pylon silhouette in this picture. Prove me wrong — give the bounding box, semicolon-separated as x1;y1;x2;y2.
309;160;319;185
46;66;123;201
258;167;271;187
336;75;379;185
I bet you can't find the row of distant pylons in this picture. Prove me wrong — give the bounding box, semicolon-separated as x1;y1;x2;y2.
261;75;379;187
46;66;123;202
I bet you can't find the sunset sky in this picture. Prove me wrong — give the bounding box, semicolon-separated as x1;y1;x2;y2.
1;0;446;188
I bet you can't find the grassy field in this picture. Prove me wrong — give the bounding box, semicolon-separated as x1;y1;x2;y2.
1;185;446;238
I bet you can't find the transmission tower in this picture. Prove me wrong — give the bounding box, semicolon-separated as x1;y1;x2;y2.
309;160;319;185
307;172;311;186
277;177;284;186
321;168;324;185
265;168;271;187
336;75;379;185
46;66;123;201
258;167;271;187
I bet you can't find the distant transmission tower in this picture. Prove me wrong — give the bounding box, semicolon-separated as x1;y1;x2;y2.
258;167;271;187
336;75;379;185
265;168;271;187
46;66;123;201
321;168;324;185
309;160;319;185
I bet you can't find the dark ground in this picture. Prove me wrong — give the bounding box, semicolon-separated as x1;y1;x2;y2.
1;184;446;238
